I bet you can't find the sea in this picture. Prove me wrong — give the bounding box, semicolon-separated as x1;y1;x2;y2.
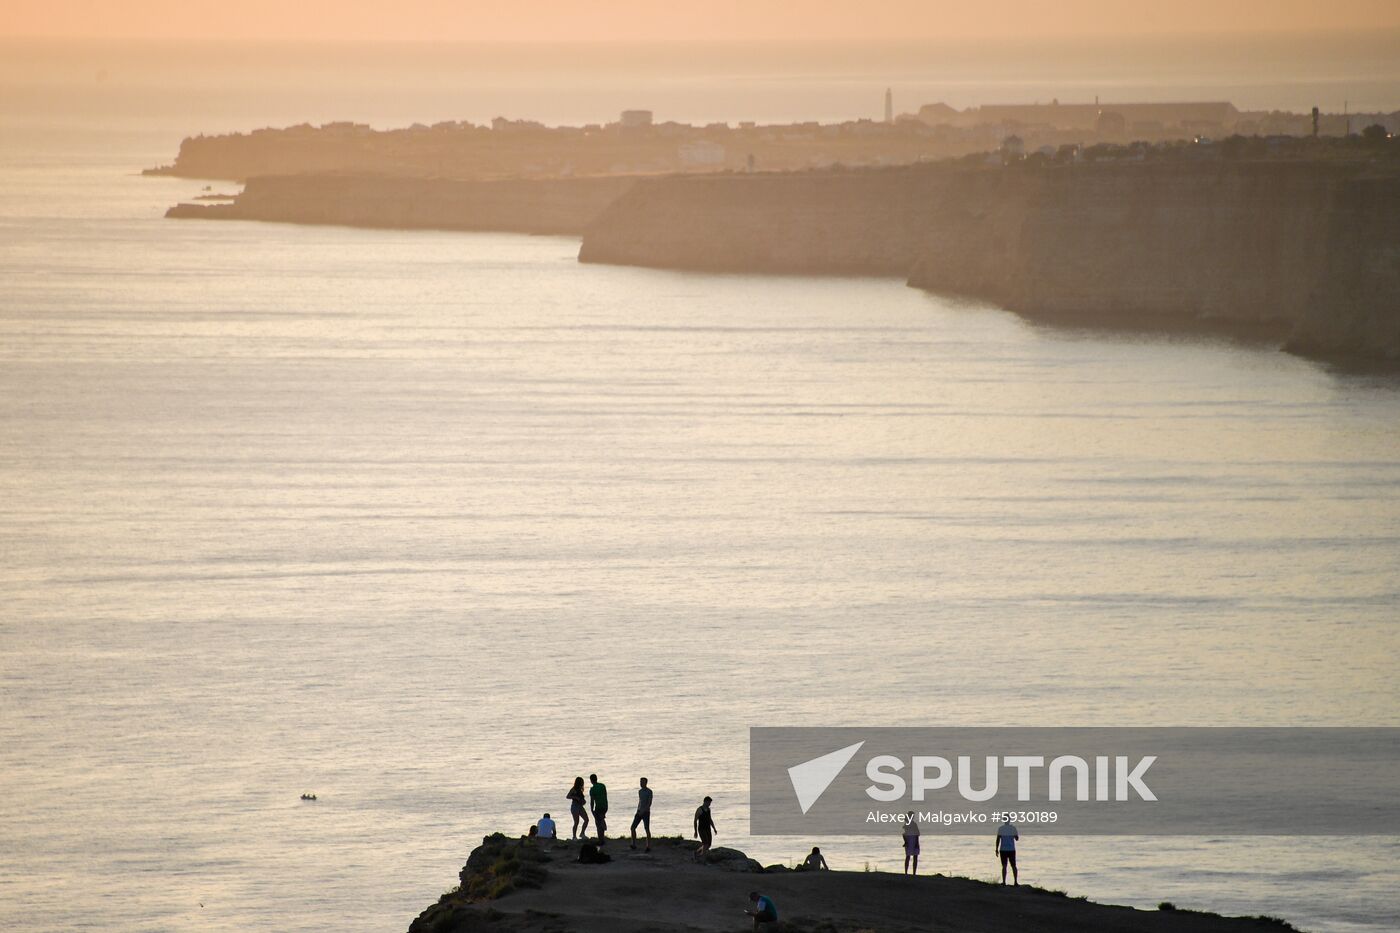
1;38;1399;933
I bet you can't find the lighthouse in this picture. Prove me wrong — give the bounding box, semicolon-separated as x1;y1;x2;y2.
884;87;893;124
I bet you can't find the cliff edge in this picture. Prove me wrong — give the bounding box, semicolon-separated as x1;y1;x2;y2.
163;158;1400;363
579;162;1400;363
408;834;1300;933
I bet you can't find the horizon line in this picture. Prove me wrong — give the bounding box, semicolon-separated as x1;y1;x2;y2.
5;27;1400;46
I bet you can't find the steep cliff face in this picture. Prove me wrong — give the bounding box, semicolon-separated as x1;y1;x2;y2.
906;163;1366;326
578;170;961;276
168;174;635;236
578;162;1400;361
1286;173;1400;360
165;162;1399;361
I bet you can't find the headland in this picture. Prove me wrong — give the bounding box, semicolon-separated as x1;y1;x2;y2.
154;109;1400;366
408;834;1300;933
578;157;1400;363
166;173;634;236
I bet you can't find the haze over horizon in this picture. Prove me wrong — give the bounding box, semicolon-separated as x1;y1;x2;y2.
8;0;1400;42
5;32;1399;130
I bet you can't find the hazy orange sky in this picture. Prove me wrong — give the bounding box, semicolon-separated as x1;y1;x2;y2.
8;0;1400;42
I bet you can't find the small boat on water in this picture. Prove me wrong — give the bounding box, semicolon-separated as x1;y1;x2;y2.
300;793;317;801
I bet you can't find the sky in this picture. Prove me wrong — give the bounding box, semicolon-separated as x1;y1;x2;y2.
8;0;1400;42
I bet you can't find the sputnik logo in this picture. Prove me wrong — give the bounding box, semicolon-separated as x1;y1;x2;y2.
787;741;865;814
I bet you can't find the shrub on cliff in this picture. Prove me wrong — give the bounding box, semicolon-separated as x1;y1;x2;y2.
459;834;549;901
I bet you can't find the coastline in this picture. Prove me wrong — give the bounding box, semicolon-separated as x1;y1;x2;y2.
162;161;1400;366
579;162;1400;365
166;173;635;236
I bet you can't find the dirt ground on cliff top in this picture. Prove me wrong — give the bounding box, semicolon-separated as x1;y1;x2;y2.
421;836;1298;933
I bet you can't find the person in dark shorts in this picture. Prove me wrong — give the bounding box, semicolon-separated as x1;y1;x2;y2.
902;811;920;875
567;776;590;839
588;773;609;844
693;795;716;860
996;818;1019;885
630;777;653;851
746;891;778;929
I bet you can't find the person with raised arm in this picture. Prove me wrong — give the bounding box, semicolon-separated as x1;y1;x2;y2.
567;776;590;840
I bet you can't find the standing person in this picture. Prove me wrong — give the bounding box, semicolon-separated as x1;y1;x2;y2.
693;795;717;861
630;777;653;851
996;818;1019;885
588;773;609;845
567;776;590;840
902;811;920;875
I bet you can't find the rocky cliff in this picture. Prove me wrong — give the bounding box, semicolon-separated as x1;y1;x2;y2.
408;833;1299;933
579;170;952;276
579;162;1400;362
168;173;635;236
1284;172;1400;359
163;160;1400;362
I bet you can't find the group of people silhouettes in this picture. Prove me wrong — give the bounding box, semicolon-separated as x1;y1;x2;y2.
532;776;731;862
901;812;1021;885
529;787;1024;930
533;774;660;852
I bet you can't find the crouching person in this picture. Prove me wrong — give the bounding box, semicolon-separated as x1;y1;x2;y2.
746;891;778;930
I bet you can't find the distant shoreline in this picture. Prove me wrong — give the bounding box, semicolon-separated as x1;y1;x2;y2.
165;173;632;237
161;157;1400;367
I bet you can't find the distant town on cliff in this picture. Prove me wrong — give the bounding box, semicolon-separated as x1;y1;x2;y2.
148;96;1400;181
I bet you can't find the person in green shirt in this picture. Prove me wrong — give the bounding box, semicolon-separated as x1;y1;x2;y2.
588;773;609;844
746;891;778;930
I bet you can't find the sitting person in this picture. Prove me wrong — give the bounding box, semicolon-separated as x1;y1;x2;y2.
798;846;829;871
746;891;778;930
535;813;557;848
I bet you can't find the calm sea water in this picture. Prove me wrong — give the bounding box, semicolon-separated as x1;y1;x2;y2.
2;118;1399;932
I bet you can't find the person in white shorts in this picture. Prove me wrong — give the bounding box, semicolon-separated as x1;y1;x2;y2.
996;818;1019;885
902;811;920;875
